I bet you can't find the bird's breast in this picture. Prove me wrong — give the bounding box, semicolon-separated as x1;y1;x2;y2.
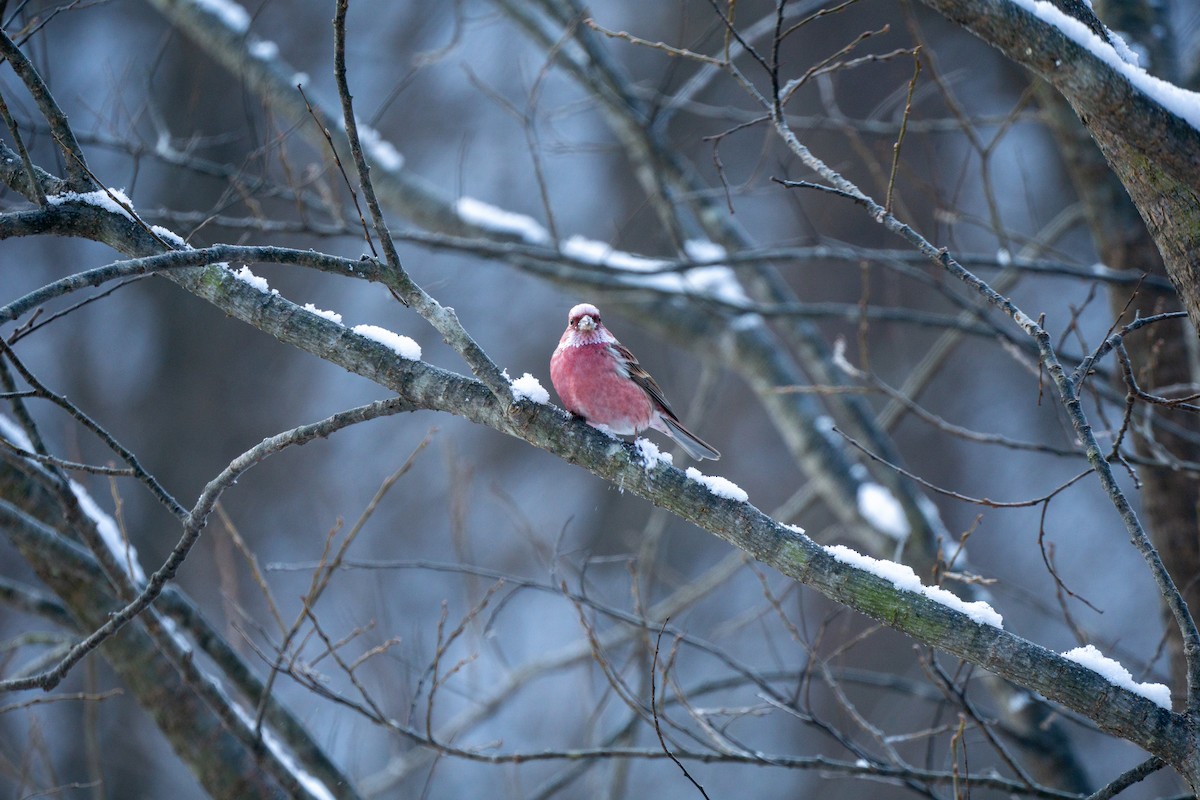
550;343;652;434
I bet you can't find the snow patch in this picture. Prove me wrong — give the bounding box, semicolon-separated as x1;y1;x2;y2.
857;482;910;541
509;373;549;404
731;313;763;331
1107;30;1142;67
682;239;726;263
831;337;858;376
229;702;336;800
248;38;279;60
46;188;135;220
455;197;550;245
302;303;343;324
682;240;751;306
193;0;250;33
685;467;748;502
0;414;34;451
228;265;272;293
352;324;421;360
634;437;674;469
71;480;147;585
683;265;751;305
1061;645;1170;709
355;123;404;171
562;236;669;272
1007;692;1032;713
150;225;190;249
1012;309;1037;330
590;423;621;439
0;415;146;584
824;544;1003;627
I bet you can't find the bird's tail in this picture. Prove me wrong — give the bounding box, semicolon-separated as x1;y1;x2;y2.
659;416;721;461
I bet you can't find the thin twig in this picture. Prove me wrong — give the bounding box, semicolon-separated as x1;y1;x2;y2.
1084;757;1166;800
585;20;726;65
886;47;921;213
652;619;711;800
333;0;514;401
835;425;1093;508
296;83;378;258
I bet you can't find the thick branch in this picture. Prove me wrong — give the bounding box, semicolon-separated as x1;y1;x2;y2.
162;256;1192;765
917;0;1200;331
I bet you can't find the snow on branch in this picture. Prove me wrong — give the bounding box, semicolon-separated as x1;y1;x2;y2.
1007;0;1200;130
1062;644;1170;709
825;543;1003;628
351;324;422;360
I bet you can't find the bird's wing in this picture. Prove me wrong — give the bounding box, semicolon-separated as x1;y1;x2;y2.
608;342;681;421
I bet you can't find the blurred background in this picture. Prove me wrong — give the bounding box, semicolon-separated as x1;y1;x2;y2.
3;0;1200;797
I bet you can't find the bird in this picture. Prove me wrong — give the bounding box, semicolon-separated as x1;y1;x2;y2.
549;302;720;461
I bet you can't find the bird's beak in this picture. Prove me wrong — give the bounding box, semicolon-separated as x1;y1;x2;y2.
578;315;595;332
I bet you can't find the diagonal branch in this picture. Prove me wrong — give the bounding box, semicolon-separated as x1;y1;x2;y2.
154;253;1192;766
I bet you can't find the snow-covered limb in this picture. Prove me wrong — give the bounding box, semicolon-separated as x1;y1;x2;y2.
229;702;336;800
0;486;345;796
70;480;147;585
1007;0;1199;130
0;415;147;585
46;188;135;220
913;0;1200;198
1;397;411;696
559;235;752;306
0;246;393;328
824;544;1003;628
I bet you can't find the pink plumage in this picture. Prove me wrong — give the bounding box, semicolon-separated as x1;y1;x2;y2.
549;303;720;461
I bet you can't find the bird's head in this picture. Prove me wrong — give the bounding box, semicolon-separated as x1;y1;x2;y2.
568;303;601;333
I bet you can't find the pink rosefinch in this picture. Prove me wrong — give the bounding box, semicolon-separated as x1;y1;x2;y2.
550;303;720;461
